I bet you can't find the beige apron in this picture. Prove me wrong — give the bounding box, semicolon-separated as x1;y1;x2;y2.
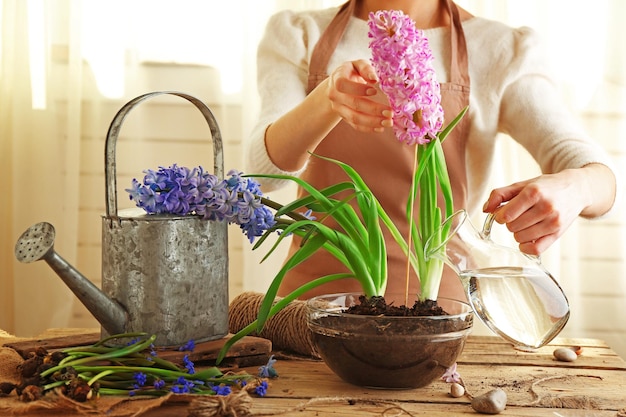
278;0;471;302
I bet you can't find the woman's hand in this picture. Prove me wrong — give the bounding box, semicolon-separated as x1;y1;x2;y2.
482;164;616;255
263;60;394;172
326;59;393;133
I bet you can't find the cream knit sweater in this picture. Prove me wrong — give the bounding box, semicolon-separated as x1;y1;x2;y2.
246;7;617;215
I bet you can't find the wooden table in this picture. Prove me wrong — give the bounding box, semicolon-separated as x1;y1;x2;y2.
249;335;626;416
1;330;625;416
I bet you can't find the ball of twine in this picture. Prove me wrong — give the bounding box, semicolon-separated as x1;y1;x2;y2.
228;292;318;358
187;389;252;417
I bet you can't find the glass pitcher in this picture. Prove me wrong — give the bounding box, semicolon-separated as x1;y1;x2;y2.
427;210;570;350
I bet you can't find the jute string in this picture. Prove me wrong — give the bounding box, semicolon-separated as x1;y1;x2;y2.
188;389;253;417
228;292;318;358
0;347;23;385
527;375;602;409
189;395;429;417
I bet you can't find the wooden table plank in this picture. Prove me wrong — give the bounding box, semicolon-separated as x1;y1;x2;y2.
459;337;626;370
244;358;626;412
249;398;621;416
466;335;613;349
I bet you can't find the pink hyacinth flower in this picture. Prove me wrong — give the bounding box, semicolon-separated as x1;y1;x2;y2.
368;10;444;145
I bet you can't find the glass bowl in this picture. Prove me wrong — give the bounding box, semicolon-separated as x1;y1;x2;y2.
307;292;474;389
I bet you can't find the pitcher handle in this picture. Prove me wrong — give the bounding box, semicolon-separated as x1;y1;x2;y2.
481;210;542;263
481;212;497;239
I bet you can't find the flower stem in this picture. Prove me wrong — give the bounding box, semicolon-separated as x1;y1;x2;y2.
259;196;309;222
40;334;157;378
87;369;116;386
405;144;420;306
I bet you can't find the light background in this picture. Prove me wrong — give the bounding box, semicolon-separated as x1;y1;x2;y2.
1;0;624;357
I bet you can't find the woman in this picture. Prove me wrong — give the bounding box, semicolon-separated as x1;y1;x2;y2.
245;0;618;301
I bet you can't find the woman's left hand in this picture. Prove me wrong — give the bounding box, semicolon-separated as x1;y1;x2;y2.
482;164;616;255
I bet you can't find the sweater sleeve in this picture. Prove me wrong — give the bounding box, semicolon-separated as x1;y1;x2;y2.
496;27;620;215
245;10;328;192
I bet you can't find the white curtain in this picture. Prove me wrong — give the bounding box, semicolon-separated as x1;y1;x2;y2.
2;0;624;356
1;0;80;335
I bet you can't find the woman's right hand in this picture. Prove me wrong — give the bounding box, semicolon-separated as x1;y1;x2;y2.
325;59;393;133
263;60;394;172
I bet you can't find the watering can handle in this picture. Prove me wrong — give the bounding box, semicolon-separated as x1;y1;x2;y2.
104;91;224;217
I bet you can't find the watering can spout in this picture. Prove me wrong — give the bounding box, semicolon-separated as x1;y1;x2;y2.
15;222;127;336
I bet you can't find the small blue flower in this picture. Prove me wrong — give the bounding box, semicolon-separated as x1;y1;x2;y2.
302;209;316;221
125;337;141;346
225;170;245;191
240;206;276;243
143;167;167;191
236;190;262;224
153;379;166;390
183;354;195;374
163;188;190;214
258;355;278;378
133;372;147;389
146;344;158;361
254;380;269;397
244;177;263;195
210;384;231;396
170;385;187;394
178;339;195;352
170;376;195;393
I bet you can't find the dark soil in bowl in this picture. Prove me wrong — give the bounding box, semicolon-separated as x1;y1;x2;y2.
309;295;472;389
345;294;447;316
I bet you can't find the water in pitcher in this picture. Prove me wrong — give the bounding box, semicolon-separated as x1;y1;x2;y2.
459;266;570;350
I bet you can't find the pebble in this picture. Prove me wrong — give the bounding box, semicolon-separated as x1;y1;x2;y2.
553;347;578;362
471;388;507;414
450;383;465;398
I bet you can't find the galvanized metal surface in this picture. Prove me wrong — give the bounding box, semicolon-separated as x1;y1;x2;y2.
102;210;228;345
101;91;229;346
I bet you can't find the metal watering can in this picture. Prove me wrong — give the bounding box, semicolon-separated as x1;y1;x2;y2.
14;91;229;346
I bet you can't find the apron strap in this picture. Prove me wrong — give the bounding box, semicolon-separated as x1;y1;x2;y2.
445;0;469;86
307;0;470;93
306;1;356;94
